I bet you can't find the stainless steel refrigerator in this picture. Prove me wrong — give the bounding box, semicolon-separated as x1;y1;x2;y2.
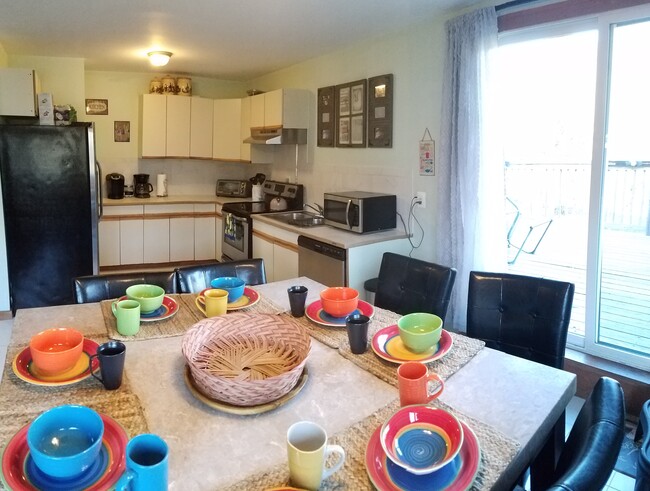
0;123;101;312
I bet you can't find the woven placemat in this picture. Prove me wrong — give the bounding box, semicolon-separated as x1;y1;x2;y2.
223;398;520;490
101;294;202;341
0;336;149;454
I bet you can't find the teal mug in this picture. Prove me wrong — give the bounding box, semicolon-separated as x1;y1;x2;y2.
115;434;168;490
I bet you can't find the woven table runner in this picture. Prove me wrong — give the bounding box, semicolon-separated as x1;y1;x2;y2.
0;335;149;455
223;398;520;491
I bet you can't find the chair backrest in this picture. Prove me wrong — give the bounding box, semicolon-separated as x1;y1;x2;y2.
548;377;626;491
636;400;650;491
175;258;266;293
374;252;457;321
466;271;574;369
73;270;178;304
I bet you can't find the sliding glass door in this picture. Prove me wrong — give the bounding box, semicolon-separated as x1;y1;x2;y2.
498;5;650;370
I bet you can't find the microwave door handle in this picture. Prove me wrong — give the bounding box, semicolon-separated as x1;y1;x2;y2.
345;199;352;228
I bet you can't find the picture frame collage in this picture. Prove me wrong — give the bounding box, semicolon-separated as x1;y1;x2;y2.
317;73;393;148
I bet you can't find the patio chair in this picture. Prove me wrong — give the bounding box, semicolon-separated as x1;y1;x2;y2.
506;197;553;265
175;258;266;293
373;252;456;322
73;270;178;304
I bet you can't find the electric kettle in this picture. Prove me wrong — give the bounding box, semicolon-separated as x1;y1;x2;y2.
106;173;125;199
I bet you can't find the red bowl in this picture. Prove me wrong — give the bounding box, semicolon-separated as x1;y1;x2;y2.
29;328;84;375
380;405;464;475
320;287;359;318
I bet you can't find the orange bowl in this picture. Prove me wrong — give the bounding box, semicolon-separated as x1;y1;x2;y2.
320;287;359;318
29;328;84;375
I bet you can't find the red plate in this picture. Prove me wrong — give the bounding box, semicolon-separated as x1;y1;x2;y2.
372;325;453;364
1;413;128;491
197;287;260;311
305;299;375;327
12;339;100;386
366;420;480;491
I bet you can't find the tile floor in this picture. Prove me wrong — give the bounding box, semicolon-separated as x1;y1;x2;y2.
0;319;639;489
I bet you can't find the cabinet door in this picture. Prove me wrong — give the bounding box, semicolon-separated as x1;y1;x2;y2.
143;218;170;263
250;93;265;128
141;94;166;157
264;89;284;128
240;96;251;162
190;97;213;159
215;215;223;260
213;98;242;161
195;208;216;260
120;219;144;265
273;244;298;281
170;217;194;261
99;220;120;266
252;234;275;282
166;96;191;158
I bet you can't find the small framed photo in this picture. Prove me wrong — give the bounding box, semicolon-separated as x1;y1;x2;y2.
317;86;335;147
85;99;108;115
336;79;367;147
114;121;130;142
368;74;393;148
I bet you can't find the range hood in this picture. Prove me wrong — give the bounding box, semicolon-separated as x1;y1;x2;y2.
244;127;307;145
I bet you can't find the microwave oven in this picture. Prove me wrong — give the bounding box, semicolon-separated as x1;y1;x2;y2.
216;179;251;198
323;191;396;234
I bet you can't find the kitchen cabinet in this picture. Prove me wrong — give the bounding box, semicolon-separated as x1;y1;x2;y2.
215;211;223;260
194;204;216;260
252;220;299;282
190;97;213;159
0;68;38;117
249;89;309;129
141;95;167;157
120;219;144;265
166;96;191;158
98;220;120;267
213;98;242;161
170;217;195;262
143;218;170;263
240;96;251;162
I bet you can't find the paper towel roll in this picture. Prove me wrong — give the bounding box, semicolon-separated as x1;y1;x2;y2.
156;174;168;197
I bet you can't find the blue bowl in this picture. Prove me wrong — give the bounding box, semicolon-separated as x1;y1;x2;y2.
27;405;104;479
210;276;246;303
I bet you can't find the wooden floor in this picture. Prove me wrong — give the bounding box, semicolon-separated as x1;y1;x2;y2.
507;220;650;357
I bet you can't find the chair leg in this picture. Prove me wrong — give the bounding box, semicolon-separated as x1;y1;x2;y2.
530;411;565;491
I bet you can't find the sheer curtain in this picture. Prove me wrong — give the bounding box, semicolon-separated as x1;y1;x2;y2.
435;7;505;331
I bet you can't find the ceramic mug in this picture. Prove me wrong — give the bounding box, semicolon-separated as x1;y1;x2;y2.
89;341;126;390
397;361;445;406
195;288;229;317
112;299;141;336
115;434;168;491
287;421;345;491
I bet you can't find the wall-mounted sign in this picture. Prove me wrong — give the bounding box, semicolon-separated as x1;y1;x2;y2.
85;99;108;115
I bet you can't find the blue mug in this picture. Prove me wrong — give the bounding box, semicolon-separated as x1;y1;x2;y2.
115;434;168;490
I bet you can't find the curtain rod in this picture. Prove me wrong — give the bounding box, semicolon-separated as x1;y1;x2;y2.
495;0;542;12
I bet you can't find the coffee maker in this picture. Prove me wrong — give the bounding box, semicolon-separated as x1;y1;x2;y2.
134;174;153;198
106;173;125;199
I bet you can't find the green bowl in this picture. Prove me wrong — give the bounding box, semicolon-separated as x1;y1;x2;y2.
126;284;165;313
397;313;443;353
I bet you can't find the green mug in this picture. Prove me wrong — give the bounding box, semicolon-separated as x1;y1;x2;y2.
112;299;141;336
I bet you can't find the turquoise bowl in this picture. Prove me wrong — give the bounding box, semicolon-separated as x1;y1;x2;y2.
210;277;245;303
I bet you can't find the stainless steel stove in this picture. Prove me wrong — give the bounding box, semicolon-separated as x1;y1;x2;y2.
221;180;303;261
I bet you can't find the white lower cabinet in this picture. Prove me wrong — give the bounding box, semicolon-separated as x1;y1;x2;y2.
195;216;216;260
252;221;299;282
119;219;144;265
273;244;298;281
252;234;275;281
143;218;170;263
98;220;120;267
215;213;223;260
170;217;195;262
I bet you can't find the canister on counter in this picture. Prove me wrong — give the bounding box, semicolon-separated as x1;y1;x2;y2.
177;77;192;96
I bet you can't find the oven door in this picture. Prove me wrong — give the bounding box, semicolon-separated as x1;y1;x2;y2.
222;211;250;261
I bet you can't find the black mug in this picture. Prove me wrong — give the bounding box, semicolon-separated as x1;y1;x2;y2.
89;341;126;390
346;313;370;354
287;285;308;317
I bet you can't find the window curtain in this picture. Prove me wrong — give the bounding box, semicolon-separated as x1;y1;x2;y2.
435;7;505;331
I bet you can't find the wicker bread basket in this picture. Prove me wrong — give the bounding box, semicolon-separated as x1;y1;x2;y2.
182;313;311;406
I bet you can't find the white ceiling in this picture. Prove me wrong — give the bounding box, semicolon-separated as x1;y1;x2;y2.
0;0;484;81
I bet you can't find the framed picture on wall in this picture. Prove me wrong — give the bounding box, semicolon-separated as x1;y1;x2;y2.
367;74;393;148
114;121;130;142
336;79;366;147
317;86;335;147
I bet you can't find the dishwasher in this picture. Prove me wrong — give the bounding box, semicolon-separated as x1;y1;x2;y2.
298;236;347;287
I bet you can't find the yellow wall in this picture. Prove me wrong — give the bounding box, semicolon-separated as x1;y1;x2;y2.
0;44;7;67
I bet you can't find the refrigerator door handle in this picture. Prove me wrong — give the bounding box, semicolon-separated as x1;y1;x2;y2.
96;160;103;218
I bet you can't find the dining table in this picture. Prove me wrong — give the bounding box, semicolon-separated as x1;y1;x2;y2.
0;276;576;491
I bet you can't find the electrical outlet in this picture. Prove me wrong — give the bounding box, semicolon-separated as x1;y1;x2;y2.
415;191;426;208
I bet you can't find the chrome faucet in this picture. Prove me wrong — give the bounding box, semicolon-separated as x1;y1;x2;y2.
304;203;324;217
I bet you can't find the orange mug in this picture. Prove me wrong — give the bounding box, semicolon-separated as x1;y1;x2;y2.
397;361;444;406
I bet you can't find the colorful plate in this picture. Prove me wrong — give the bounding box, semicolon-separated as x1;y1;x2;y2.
305;299;375;327
1;413;128;491
366;420;480;491
197;287;260;311
372;325;453;364
183;365;309;415
12;339;100;386
117;295;179;322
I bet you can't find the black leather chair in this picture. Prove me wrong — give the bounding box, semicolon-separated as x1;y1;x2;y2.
373;252;456;322
547;377;626;491
466;271;575;370
635;400;650;491
73;270;178;304
175;258;266;293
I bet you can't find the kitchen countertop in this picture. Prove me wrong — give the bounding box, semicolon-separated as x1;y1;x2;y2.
103;195;254;206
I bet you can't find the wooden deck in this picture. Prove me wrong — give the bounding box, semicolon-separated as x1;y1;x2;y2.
507;218;650;357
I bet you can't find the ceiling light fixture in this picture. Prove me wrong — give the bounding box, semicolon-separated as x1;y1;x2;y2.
147;51;173;67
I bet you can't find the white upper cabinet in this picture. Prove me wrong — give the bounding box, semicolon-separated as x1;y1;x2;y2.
250;93;265;129
190;97;213;159
213;98;242;161
141;94;167;157
240;96;251;162
0;68;38;117
249;89;309;129
166;96;191;158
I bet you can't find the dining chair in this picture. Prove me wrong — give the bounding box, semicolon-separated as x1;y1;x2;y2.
373;252;457;322
546;377;626;491
635;399;650;491
73;270;178;304
175;258;266;293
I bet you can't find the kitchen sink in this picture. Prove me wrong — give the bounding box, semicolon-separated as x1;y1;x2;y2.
266;211;325;227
